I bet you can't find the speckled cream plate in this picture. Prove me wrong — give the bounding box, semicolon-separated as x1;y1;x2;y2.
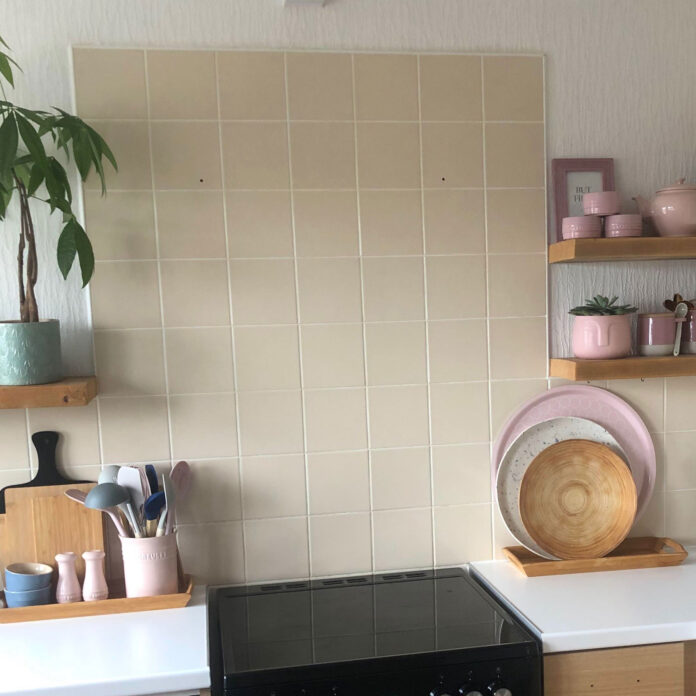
496;417;629;560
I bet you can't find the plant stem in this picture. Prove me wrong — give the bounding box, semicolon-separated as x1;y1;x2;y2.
13;173;39;322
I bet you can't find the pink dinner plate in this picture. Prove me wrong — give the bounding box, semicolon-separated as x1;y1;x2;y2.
492;385;655;521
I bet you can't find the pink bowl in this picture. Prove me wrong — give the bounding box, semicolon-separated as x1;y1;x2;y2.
562;215;601;239
583;191;620;216
605;214;642;238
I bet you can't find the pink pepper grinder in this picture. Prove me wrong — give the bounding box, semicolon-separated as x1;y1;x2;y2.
55;552;82;604
82;549;108;601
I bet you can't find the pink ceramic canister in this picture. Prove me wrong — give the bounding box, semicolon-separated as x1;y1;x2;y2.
572;314;632;359
681;310;696;354
583;191;621;216
562;215;602;240
121;534;178;598
605;214;643;238
638;313;677;356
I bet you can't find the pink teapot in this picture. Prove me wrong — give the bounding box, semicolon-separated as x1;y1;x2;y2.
634;179;696;237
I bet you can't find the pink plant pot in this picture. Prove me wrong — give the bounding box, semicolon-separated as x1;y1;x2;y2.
572;314;632;359
120;535;178;598
583;191;621;216
638;313;677;356
605;214;642;238
562;215;602;239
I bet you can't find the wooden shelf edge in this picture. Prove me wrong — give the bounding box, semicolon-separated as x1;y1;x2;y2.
0;377;98;409
550;356;696;381
549;236;696;263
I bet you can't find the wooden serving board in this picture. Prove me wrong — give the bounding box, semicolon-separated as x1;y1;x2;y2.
3;483;104;582
0;576;193;624
504;537;688;577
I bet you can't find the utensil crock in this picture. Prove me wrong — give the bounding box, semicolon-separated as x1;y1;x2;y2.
120;534;178;598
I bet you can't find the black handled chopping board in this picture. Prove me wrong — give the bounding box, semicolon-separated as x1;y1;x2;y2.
0;431;91;514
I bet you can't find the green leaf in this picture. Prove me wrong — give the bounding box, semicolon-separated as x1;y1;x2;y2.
57;218;94;286
48;157;71;204
15;114;48;174
27;164;43;195
0;113;18;175
0;53;14;86
72;129;92;181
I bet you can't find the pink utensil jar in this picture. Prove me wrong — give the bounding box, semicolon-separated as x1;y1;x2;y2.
583;191;621;216
572;314;632;359
121;534;178;598
562;215;601;240
682;310;696;354
638;313;677;356
605;214;642;238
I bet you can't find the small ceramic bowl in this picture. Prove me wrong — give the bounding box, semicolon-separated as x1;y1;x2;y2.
605;214;642;238
562;215;601;239
5;562;53;592
4;585;51;608
583;191;620;216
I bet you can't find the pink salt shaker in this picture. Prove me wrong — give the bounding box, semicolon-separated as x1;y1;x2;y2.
82;550;108;601
55;552;82;604
583;191;620;216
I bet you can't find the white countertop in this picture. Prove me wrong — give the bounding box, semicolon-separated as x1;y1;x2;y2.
472;547;696;654
0;586;209;696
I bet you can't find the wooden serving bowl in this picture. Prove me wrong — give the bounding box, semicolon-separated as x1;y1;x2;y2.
519;439;637;560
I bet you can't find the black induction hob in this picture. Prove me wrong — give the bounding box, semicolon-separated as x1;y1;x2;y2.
208;567;541;696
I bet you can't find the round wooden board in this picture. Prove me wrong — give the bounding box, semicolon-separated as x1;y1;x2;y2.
519;439;637;560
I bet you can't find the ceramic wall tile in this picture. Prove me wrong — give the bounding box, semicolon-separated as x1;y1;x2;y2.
74;48;547;584
0;410;29;471
73;48;147;119
169;394;238;459
310;513;372;576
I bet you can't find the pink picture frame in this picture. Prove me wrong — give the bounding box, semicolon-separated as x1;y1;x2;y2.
551;158;615;242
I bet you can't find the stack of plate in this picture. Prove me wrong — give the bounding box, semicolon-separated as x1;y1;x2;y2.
494;386;656;561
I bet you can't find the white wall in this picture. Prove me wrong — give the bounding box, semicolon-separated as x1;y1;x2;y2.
2;0;696;368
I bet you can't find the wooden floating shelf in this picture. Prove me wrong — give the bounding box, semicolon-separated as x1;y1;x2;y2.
549;236;696;263
0;376;97;409
550;356;696;381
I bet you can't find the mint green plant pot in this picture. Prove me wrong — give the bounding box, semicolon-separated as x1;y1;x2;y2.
0;319;63;385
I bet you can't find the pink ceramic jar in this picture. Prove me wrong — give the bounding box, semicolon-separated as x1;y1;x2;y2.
562;215;601;240
605;214;642;238
583;191;621;216
638;313;677;356
121;534;178;598
682;310;696;354
572;314;632;359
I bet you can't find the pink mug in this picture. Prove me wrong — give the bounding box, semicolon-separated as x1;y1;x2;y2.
120;534;178;598
638;313;676;356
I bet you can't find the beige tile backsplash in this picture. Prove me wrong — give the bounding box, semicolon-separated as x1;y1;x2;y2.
4;47;677;583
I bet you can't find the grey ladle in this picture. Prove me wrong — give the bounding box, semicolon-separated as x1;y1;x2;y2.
65;487;130;538
97;469;142;538
84;483;138;537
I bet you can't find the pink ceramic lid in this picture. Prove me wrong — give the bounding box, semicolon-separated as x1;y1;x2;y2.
658;178;696;192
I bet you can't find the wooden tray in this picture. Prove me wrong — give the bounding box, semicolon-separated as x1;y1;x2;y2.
504;537;688;577
0;576;193;623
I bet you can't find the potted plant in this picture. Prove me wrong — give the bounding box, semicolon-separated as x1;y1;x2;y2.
569;295;637;359
0;35;116;385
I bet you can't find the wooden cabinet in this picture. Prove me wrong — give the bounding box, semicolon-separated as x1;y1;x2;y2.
544;642;685;696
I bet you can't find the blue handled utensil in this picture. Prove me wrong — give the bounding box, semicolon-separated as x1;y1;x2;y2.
144;491;166;536
145;464;159;494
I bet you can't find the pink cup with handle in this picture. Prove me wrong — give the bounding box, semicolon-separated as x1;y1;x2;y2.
120;534;178;598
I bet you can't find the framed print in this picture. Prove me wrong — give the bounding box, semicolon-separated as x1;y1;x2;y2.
552;158;615;241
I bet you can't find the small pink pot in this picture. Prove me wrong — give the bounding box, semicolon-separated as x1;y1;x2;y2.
562;215;601;239
583;191;621;216
572;314;632;359
120;534;178;598
638;313;676;356
605;214;642;238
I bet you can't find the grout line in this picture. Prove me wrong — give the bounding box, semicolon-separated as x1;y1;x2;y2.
351;53;376;576
86;117;545;125
283;52;314;582
416;55;437;570
480;56;497;561
214;50;249;584
143;51;175;472
88;186;545;194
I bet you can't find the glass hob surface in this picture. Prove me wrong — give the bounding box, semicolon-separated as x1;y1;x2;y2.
216;568;533;675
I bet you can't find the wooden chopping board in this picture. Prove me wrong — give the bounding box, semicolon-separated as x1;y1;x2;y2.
2;483;105;583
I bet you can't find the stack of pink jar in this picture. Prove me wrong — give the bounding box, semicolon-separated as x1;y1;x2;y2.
562;191;643;240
